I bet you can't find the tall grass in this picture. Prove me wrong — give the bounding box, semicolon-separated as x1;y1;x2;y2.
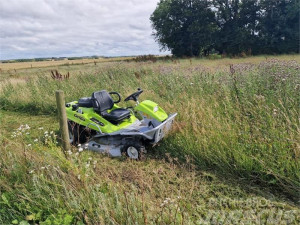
0;58;299;200
1;118;299;224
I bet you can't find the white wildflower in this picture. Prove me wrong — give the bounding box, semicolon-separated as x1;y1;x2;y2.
78;147;83;152
77;175;81;180
38;127;44;130
34;139;38;142
160;197;177;207
50;131;54;134
41;167;45;170
29;170;34;174
78;144;81;147
27;144;32;147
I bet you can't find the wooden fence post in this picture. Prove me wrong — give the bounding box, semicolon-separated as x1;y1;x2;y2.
55;90;70;155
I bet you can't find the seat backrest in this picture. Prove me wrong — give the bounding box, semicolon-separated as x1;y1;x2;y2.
91;90;114;113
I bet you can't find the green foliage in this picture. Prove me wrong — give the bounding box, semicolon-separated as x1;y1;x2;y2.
258;0;300;54
150;0;216;56
40;210;74;225
151;0;299;56
213;0;261;55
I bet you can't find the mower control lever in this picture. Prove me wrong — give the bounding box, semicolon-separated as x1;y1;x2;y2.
124;88;143;102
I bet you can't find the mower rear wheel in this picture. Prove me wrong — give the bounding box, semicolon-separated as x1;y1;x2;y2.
68;127;74;144
67;121;91;145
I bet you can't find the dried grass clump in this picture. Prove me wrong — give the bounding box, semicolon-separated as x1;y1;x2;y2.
51;70;70;80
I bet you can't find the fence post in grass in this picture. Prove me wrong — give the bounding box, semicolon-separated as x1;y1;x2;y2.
55;90;70;156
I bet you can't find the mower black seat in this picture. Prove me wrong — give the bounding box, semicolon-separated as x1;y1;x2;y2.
102;108;130;124
91;90;130;124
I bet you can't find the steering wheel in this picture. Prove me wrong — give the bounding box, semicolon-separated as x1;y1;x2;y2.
109;91;121;103
124;88;143;102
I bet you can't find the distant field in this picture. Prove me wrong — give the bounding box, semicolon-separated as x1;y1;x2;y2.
0;56;134;71
1;54;299;82
1;55;299;224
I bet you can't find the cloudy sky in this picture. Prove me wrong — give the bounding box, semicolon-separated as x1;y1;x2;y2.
0;0;166;60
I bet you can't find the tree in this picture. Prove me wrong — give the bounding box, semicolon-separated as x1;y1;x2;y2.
150;0;216;56
258;0;299;54
150;0;299;56
213;0;261;55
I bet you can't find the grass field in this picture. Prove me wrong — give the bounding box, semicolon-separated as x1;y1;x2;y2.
0;55;299;224
0;57;135;71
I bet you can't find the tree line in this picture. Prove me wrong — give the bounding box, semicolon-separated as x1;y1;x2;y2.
150;0;299;57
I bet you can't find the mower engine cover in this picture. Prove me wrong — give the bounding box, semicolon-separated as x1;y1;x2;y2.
135;100;168;122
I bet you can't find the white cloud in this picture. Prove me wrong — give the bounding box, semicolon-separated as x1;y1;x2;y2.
0;0;166;59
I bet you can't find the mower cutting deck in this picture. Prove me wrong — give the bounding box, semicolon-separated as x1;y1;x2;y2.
66;88;177;159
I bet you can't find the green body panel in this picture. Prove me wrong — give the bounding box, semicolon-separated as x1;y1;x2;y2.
66;100;168;134
134;100;168;122
66;102;137;133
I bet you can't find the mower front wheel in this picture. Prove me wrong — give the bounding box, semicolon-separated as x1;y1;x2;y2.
123;143;145;160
